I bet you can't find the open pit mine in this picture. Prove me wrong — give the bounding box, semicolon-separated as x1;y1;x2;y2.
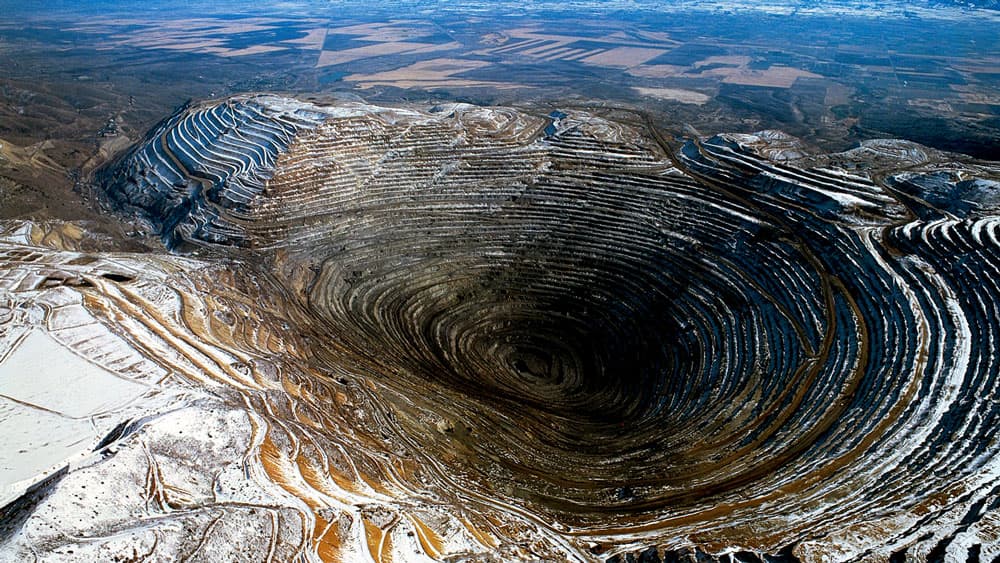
2;94;1000;562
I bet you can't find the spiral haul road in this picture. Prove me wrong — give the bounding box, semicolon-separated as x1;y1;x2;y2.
2;95;999;562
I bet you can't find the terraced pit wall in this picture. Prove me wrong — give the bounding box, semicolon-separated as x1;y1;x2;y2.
2;94;1000;561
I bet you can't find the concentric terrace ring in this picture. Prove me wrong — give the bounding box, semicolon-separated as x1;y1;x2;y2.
96;95;1000;558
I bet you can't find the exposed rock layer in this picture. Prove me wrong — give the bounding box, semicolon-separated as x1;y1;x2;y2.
4;95;1000;561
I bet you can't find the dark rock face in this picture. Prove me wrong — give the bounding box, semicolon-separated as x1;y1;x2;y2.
86;95;1000;560
96;97;325;247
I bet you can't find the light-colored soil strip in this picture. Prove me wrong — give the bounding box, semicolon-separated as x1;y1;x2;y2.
581;46;668;68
